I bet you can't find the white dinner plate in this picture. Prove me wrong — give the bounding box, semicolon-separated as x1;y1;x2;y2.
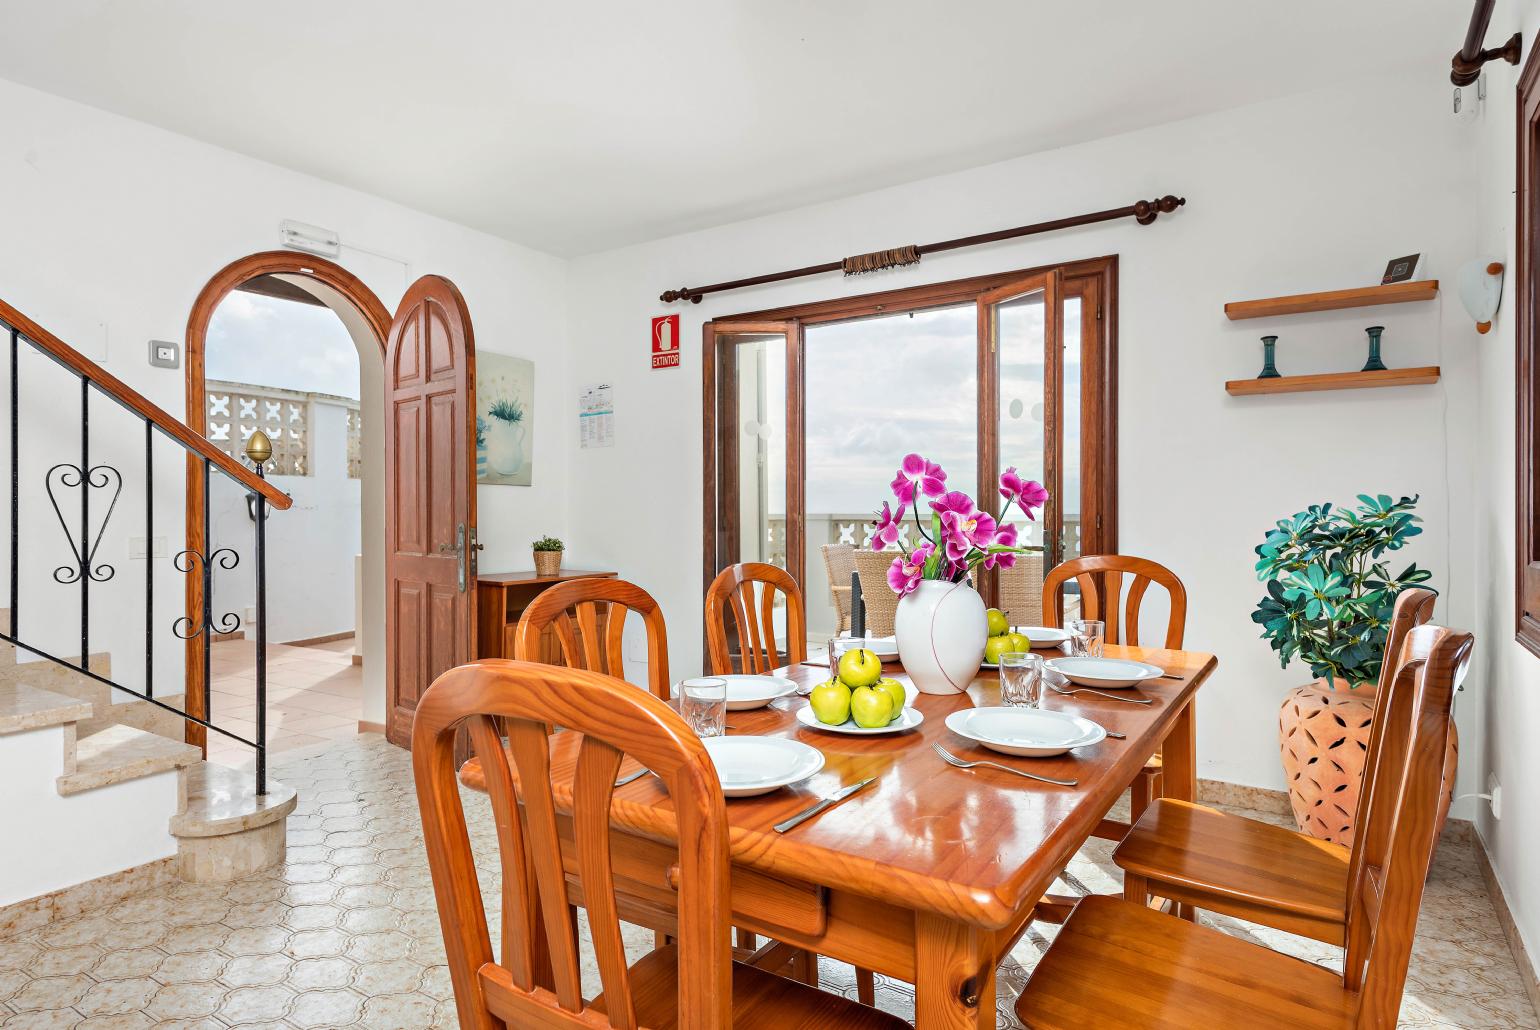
945;707;1106;757
1016;626;1072;648
702;736;825;797
719;674;799;710
795;704;924;736
1045;657;1164;689
839;634;899;660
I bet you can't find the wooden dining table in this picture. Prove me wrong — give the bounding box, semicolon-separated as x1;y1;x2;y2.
461;643;1216;1029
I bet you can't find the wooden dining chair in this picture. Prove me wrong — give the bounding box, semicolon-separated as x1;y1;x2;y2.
1111;587;1437;944
514;576;671;698
706;562;807;674
1013;621;1473;1029
414;659;910;1030
1043;554;1187;841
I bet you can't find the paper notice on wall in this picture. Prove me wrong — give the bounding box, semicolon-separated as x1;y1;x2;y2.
579;382;614;449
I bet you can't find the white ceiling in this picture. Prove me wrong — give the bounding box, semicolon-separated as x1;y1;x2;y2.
0;1;1464;256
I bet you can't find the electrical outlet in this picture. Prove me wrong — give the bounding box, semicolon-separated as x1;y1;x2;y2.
244;606;256;624
129;536;166;559
148;340;180;369
1488;774;1503;820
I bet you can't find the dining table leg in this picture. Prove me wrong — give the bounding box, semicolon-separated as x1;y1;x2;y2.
1162;694;1200;920
914;911;996;1029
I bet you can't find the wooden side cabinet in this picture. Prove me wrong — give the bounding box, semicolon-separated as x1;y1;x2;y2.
475;569;618;662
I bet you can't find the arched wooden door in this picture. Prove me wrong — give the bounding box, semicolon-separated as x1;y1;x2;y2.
384;276;477;747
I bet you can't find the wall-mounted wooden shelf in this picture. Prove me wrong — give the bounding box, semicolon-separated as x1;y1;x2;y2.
1225;366;1441;396
1224;280;1439;321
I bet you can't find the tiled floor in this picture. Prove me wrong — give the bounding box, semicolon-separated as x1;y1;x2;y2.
205;638;361;768
0;733;1533;1028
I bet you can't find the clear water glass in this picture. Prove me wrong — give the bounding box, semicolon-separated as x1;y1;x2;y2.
828;635;867;681
999;652;1044;708
680;677;727;737
1068;619;1105;658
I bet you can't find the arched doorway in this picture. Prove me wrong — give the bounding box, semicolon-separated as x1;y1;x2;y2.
184;252;390;752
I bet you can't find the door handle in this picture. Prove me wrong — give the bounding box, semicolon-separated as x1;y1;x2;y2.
439;523;469;592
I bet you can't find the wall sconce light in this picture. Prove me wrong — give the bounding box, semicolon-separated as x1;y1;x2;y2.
1457;259;1505;333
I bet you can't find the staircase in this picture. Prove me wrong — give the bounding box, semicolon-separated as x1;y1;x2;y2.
0;297;298;916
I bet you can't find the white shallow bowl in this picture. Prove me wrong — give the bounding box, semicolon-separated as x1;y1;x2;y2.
1016;626;1072;648
720;675;799;710
839;634;899;660
795;704;924;736
945;707;1106;757
1044;656;1164;689
702;736;824;797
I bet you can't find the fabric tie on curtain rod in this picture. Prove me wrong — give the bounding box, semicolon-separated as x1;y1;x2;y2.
659;194;1185;304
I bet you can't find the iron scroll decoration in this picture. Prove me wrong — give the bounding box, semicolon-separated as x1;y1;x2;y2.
172;547;242;640
45;462;123;584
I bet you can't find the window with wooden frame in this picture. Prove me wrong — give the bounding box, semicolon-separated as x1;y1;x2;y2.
702;256;1117;642
1518;49;1540;655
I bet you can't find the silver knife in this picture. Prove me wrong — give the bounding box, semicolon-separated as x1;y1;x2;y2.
773;777;877;834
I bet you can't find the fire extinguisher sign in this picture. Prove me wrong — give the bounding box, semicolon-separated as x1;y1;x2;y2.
651;314;680;370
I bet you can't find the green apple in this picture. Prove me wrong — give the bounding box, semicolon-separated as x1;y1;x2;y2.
984;634;1014;665
837;647;883;688
985;607;1010;636
849;684;895;728
808;680;852;725
1007;631;1031;653
875;677;906;719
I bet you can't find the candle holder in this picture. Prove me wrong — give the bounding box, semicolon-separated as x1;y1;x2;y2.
1257;335;1281;379
1361;326;1387;372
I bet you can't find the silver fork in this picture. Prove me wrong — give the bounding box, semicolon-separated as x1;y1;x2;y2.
612;768;649;788
1047;681;1153;705
932;743;1078;787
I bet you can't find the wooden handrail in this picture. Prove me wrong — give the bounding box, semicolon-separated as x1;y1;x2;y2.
0;296;291;509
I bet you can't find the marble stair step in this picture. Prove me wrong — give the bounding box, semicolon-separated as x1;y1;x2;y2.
170;761;296;838
58;723;200;796
77;691;187;740
0;653;113;707
0;681;92;735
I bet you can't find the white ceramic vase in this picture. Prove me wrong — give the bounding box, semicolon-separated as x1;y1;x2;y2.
893;579;987;695
486;419;526;476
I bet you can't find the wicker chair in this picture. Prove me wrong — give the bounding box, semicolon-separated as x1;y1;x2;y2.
849;550;902;637
996;553;1045;626
820;543;857;632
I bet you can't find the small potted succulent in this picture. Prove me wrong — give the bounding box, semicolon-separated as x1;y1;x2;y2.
1251;493;1449;843
532;535;564;577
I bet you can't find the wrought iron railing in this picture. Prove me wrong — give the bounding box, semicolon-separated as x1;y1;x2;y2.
0;298;289;795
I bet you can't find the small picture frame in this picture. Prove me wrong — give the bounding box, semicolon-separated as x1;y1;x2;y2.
1381;254;1422;285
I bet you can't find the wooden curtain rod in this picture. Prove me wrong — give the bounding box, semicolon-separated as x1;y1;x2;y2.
1451;0;1520;85
659;193;1185;304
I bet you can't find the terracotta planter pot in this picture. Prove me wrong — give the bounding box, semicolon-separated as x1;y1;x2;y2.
1279;680;1457;845
533;550;563;577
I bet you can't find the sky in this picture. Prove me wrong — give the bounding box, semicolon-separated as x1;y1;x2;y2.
746;299;1082;519
205;289;360;398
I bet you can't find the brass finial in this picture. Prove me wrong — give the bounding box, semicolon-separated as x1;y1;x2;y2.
245;429;273;466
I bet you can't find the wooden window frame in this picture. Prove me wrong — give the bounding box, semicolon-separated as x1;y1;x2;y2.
1519;50;1540;656
702;255;1118;612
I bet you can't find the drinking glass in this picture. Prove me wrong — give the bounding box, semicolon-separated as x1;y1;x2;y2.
680;677;727;737
1068;619;1105;658
828;635;867;681
999;652;1044;708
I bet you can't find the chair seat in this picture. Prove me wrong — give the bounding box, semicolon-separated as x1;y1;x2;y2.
593;945;910;1030
1112;798;1349;942
1013;895;1356;1029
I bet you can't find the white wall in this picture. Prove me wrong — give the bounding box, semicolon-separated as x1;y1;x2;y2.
566;70;1483;807
1469;0;1540;981
0;76;570;726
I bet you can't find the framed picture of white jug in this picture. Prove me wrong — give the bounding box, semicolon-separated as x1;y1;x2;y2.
475;352;534;486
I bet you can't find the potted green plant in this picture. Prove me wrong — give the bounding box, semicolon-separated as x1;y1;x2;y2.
533;535;564;577
1251;494;1447;843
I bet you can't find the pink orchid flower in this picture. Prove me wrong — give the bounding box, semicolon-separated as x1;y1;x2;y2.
887;541;934;595
869;500;906;550
1000;467;1048;519
891;454;947;505
940;509;997;563
983;522;1020;570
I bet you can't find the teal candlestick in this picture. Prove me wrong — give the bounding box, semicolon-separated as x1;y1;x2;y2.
1362;326;1387;371
1258;335;1281;379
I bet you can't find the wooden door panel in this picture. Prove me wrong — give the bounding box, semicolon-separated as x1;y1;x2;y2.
385;276;477;749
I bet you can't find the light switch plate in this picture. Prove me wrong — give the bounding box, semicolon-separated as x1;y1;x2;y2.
149;340;180;369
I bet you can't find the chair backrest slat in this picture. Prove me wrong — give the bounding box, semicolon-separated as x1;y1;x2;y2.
413;659;733;1030
1338;623;1472;1027
1043;555;1187;649
516;578;671;698
706;562;807;675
